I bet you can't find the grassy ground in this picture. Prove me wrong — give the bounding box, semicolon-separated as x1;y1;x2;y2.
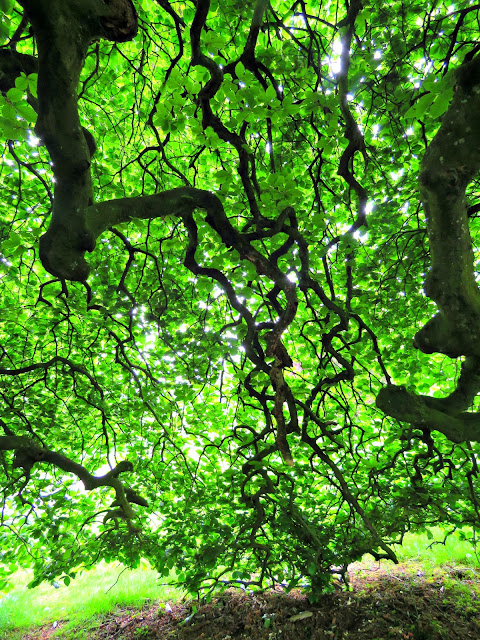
0;560;182;638
393;527;478;567
0;527;478;639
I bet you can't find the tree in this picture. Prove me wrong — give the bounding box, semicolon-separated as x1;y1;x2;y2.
0;0;479;596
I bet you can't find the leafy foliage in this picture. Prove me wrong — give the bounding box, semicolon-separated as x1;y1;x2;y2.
0;0;479;598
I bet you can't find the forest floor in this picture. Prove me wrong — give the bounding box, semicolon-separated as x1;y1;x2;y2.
15;561;480;640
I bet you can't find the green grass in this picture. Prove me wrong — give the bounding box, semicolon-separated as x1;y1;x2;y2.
0;529;478;637
392;526;479;567
0;560;182;636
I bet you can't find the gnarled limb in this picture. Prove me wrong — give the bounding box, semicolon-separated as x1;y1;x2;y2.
0;435;147;522
376;57;480;438
17;0;137;281
376;356;480;443
415;56;480;358
376;384;480;443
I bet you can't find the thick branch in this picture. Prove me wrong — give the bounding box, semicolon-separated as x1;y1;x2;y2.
376;357;480;442
376;355;480;443
376;385;480;443
88;187;299;461
89;188;298;336
86;188;202;239
19;0;137;281
0;435;147;518
376;59;480;439
415;56;480;357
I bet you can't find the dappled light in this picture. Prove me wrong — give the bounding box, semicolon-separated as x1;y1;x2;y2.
0;0;479;608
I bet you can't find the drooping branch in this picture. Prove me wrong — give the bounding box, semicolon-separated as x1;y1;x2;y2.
89;188;297;320
0;435;147;521
303;433;398;564
0;355;102;393
88;187;300;462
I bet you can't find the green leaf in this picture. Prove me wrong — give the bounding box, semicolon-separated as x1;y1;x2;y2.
429;88;453;119
15;75;28;91
265;85;277;101
16;101;37;122
27;73;38;98
6;87;23;103
236;61;246;80
404;93;434;119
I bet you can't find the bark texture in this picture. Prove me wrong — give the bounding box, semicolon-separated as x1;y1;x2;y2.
415;57;480;358
377;57;480;442
20;0;137;280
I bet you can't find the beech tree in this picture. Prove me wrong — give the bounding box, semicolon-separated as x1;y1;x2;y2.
0;0;479;595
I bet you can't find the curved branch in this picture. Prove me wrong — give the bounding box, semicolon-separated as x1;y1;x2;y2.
87;187;300;462
0;355;99;386
0;435;147;519
415;56;480;357
376;59;480;437
376;385;480;443
376;357;480;443
19;0;138;281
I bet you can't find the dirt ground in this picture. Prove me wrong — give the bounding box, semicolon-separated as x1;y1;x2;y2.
17;562;480;640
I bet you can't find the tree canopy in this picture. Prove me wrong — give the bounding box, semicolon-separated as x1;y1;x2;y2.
1;0;480;596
